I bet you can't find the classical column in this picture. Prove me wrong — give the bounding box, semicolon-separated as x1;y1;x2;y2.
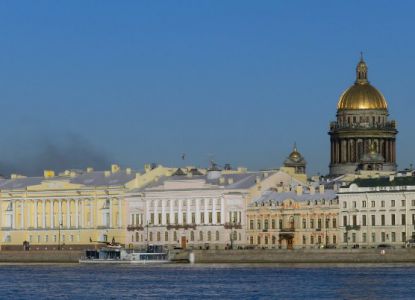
204;198;209;224
195;199;201;224
178;199;183;224
109;198;113;228
118;198;122;227
20;200;24;229
89;199;93;228
212;198;217;224
12;201;16;229
50;201;54;229
220;197;225;225
34;200;38;229
58;200;62;226
80;200;84;228
75;199;79;229
161;200;166;225
169;200;174;224
66;200;70;228
186;199;191;224
154;200;158;225
145;200;150;225
42;200;46;228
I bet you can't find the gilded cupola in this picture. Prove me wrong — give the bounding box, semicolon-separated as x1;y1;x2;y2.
337;55;388;111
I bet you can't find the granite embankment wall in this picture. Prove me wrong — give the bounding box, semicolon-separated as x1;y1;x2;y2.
0;251;83;263
186;249;415;264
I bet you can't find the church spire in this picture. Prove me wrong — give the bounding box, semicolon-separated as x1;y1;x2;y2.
356;52;368;84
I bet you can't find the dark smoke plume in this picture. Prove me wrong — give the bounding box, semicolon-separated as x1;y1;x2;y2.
0;134;111;177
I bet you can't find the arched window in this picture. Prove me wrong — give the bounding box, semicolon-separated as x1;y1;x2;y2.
264;219;269;230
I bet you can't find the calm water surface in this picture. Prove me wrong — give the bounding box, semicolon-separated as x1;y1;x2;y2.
0;263;414;299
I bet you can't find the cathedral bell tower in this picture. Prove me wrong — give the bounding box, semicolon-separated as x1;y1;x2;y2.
328;55;398;176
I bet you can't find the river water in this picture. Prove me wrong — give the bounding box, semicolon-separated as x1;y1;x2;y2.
0;263;414;299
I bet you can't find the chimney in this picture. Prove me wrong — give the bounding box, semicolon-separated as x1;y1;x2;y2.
319;184;325;194
296;185;303;196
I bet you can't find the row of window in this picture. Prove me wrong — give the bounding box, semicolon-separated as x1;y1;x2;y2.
133;230;241;243
344;231;408;243
343;199;415;209
249;235;337;245
344;214;415;226
27;234;77;243
249;218;337;230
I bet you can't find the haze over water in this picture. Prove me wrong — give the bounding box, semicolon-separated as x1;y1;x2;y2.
1;264;415;299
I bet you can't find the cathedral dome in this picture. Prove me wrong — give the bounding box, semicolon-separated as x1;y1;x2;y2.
337;56;388;111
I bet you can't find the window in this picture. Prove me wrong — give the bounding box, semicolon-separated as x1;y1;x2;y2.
200;213;204;224
352;215;357;226
311;236;314;244
190;231;194;241
318;219;322;229
272;236;276;244
343;216;347;226
371;215;375;226
191;213;196;224
183;213;187;224
381;201;385;208
362;215;367;226
207;231;211;241
174;231;177;241
279;219;282;229
318;236;322;244
371;201;375;208
135;232;139;242
271;219;276;229
381;215;385;226
150;213;154;225
265;236;268;244
391;232;396;242
402;232;406;242
199;231;203;241
413;214;415;225
166;213;170;224
302;235;306;245
362;201;367;208
165;232;169;242
343;233;347;243
392;214;396;225
402;214;406;225
53;235;57;242
362;233;367;243
149;232;153;242
157;232;161;242
381;232;386;242
264;219;269;230
310;219;314;229
158;213;162;225
70;235;74;242
333;235;337;244
352;233;356;243
216;231;219;241
402;200;406;207
371;233;376;243
216;212;221;224
250;220;254;230
250;236;253;245
333;218;337;228
257;236;261;245
391;200;395;207
257;220;261;230
302;219;306;229
45;235;48;243
412;200;415;207
343;202;347;209
174;213;178;224
209;212;213;224
353;201;357;208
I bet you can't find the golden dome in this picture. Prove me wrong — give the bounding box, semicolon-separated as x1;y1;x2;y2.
337;56;388;110
288;143;302;162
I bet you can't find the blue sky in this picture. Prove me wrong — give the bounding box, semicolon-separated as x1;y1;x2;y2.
0;1;414;176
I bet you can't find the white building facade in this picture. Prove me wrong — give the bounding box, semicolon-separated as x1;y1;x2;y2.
338;176;415;248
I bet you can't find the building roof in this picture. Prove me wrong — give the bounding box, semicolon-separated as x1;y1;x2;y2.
350;176;415;188
252;189;337;205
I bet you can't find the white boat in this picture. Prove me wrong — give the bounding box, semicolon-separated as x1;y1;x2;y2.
79;245;170;264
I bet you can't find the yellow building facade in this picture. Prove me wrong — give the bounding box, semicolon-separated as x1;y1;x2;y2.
0;165;173;250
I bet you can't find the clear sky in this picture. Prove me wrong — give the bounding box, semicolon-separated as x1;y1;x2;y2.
0;1;414;176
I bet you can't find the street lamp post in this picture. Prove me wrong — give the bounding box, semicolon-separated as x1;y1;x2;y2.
58;222;63;250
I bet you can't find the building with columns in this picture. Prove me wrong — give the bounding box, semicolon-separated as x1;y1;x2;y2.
329;56;398;176
0;164;173;250
338;174;415;248
246;185;339;249
126;167;306;250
